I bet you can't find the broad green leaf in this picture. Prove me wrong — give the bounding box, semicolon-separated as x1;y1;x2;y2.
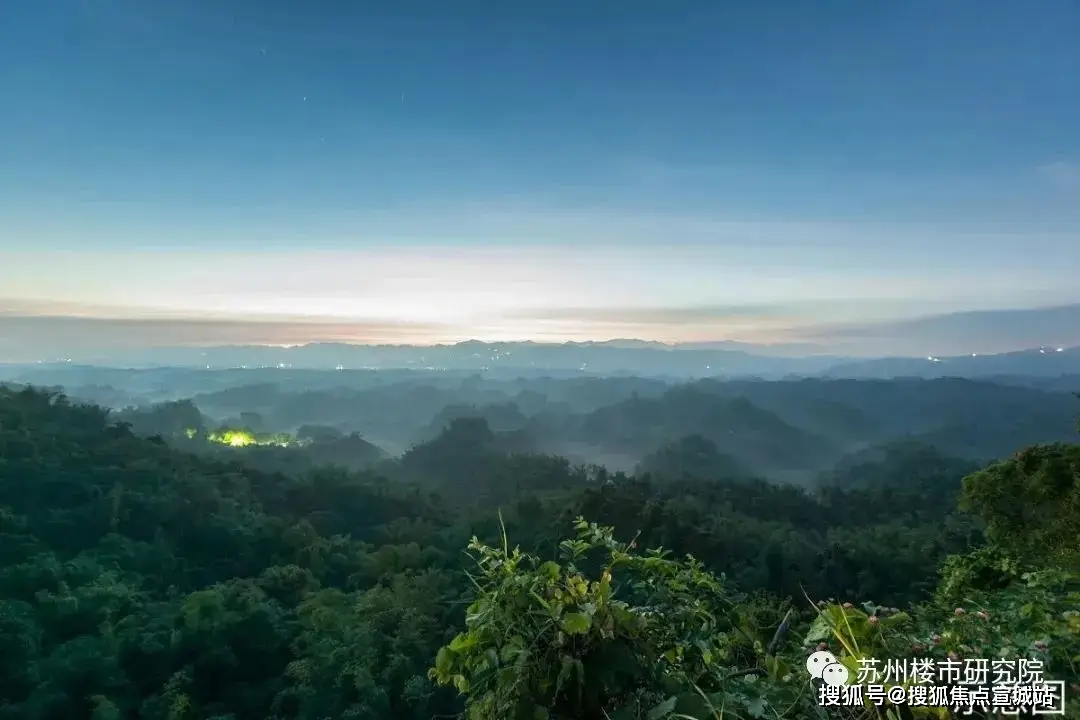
804;614;833;643
435;647;455;674
562;612;592;635
449;633;476;652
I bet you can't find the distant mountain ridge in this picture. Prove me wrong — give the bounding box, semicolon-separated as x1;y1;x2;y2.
5;301;1080;365
6;341;1079;381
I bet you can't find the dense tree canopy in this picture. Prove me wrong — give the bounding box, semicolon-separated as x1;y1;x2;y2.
0;385;1076;719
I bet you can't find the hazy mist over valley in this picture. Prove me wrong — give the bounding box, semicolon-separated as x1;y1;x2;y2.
5;345;1080;483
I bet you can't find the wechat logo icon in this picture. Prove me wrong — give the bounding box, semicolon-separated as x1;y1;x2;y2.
806;650;850;687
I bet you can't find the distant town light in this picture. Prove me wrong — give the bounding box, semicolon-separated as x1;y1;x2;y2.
221;430;254;447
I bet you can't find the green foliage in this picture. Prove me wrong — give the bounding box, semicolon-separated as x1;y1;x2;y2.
113;400;208;441
960;443;1080;569
804;564;1080;718
0;387;462;719
2;384;1079;719
428;516;811;719
636;434;747;483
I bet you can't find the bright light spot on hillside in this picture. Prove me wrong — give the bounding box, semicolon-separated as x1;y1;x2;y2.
206;428;295;448
218;430;255;447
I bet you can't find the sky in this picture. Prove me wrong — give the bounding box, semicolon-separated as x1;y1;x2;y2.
2;0;1079;355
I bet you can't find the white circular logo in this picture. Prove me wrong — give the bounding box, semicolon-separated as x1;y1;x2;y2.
805;650;838;679
821;662;850;687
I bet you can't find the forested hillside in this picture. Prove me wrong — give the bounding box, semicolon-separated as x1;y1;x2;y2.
8;1;1080;718
0;386;1077;718
71;372;1080;484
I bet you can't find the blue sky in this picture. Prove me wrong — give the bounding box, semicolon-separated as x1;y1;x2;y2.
1;0;1079;353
